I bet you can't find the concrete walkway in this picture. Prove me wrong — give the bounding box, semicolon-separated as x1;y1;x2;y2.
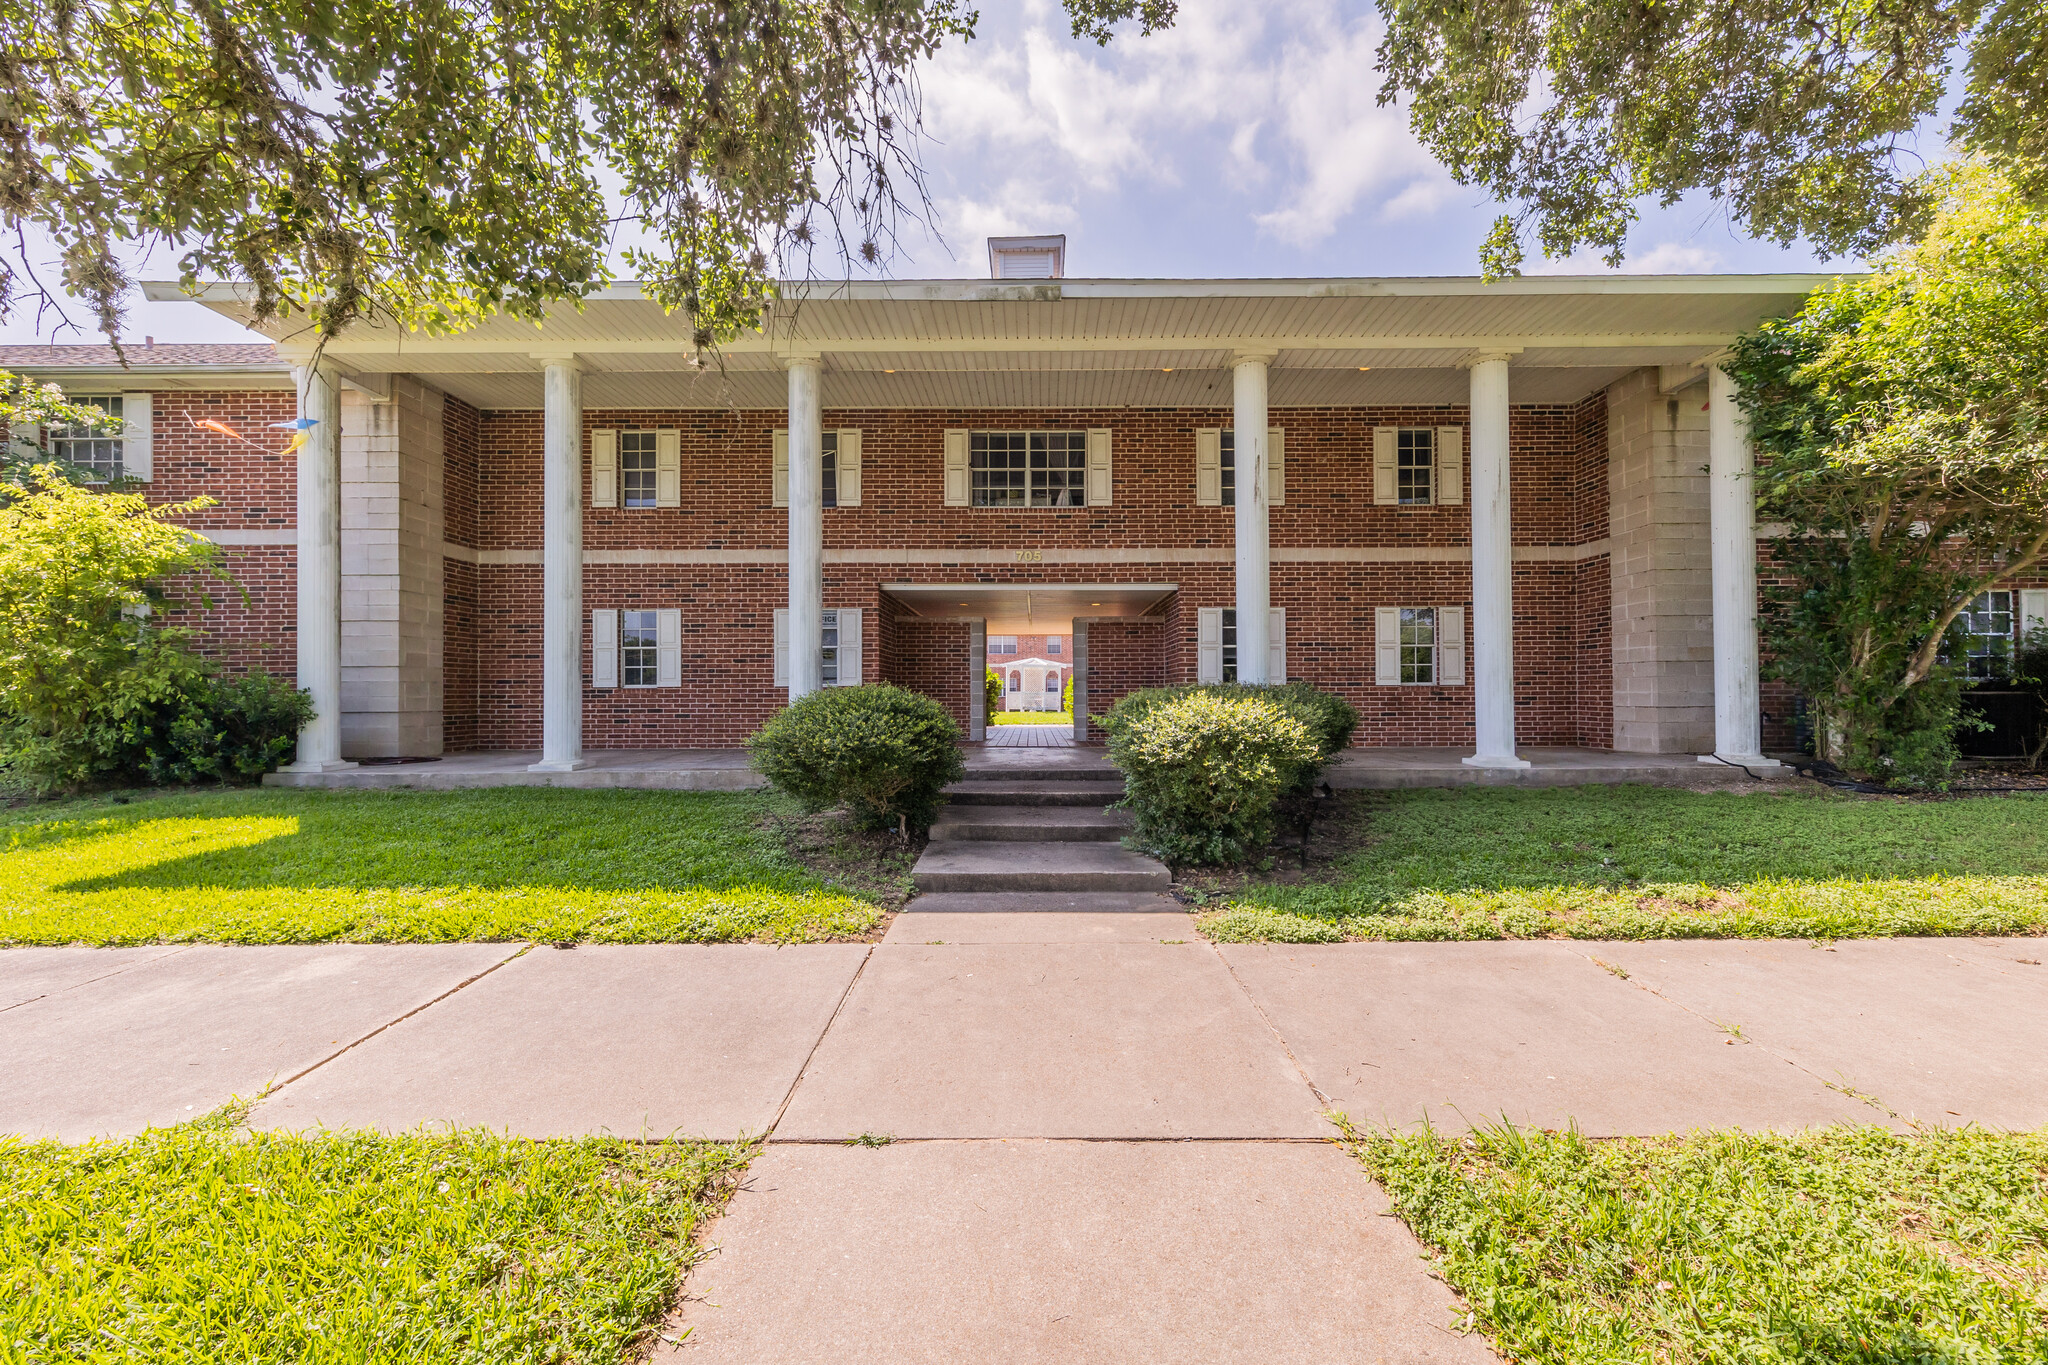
5;926;2045;1362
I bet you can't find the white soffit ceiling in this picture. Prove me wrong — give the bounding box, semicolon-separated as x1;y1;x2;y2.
884;582;1175;635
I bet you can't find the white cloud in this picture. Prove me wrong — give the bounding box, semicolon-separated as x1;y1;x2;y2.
1530;241;1725;275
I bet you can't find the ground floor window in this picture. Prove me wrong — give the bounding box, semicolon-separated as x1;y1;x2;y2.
621;611;659;686
1045;671;1060;692
1400;607;1437;684
822;610;841;686
1220;608;1238;682
1956;590;2016;679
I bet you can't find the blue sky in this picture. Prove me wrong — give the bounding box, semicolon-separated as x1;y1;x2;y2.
2;0;1865;347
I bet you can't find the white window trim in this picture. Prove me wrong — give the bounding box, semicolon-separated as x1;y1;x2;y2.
1375;605;1465;686
959;429;1103;510
773;606;863;691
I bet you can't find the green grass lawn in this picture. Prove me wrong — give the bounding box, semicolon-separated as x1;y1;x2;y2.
1199;786;2048;942
1;1105;750;1363
1344;1121;2048;1365
990;710;1072;726
0;788;884;946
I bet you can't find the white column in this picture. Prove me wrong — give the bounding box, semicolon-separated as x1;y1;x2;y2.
528;356;589;771
279;360;354;771
1703;364;1778;767
1232;351;1274;684
785;356;825;699
1463;352;1529;769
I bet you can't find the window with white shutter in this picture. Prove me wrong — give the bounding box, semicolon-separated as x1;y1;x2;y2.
591;608;620;689
621;610;660;686
656;608;682;687
1372;428;1398;505
2022;589;2047;639
1087;427;1112;506
1267;428;1285;506
1374;606;1460;684
655;429;681;508
1197;607;1224;684
836;428;862;506
1436;426;1464;505
120;392;152;481
1267;606;1286;681
836;607;862;683
1195;428;1223;506
775;608;863;690
1374;607;1401;684
49;395;125;481
772;607;790;687
943;429;970;506
1438;606;1466;686
590;429;619;509
620;431;658;508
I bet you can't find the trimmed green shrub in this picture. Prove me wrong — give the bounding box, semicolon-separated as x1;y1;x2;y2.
1098;689;1320;866
747;683;965;831
984;667;1003;718
1098;682;1357;794
135;670;316;784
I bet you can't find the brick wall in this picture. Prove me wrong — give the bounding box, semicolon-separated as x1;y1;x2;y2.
1076;620;1168;739
886;618;973;732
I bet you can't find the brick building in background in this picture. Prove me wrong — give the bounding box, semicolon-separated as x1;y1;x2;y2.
11;251;2042;771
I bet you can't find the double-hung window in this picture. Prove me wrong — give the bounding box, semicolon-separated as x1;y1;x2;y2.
1398;608;1437;684
990;636;1018;655
621;611;660;685
620;432;659;509
971;431;1088;507
1396;429;1434;505
1046;637;1062;656
1220;608;1239;683
1219;430;1236;507
821;431;839;508
1956;590;2016;679
51;396;123;481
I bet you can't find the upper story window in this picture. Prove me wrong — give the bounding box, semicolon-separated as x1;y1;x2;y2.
1046;637;1062;655
1397;429;1435;505
1220;430;1237;508
621;610;660;686
990;636;1018;655
51;395;123;481
620;432;659;508
1956;590;2016;679
821;431;839;508
971;431;1087;508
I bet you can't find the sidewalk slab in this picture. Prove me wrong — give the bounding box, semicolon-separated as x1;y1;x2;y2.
663;1139;1496;1365
0;945;190;1012
886;893;1198;944
776;944;1325;1139
1221;942;1870;1135
255;944;869;1140
0;944;518;1140
1595;938;2048;1128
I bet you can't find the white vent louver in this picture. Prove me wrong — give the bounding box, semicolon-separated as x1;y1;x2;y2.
987;235;1066;280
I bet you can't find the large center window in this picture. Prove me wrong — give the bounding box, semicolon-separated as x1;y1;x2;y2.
971;431;1087;508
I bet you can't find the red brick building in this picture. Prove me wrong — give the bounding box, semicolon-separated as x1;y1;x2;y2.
11;270;2042;770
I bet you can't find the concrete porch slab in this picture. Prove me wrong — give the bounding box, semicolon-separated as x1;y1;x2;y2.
1593;938;2048;1128
263;748;767;790
0;944;519;1140
1326;747;1800;789
774;944;1326;1139
1220;942;1871;1135
0;945;191;1011
254;944;870;1140
661;1140;1495;1365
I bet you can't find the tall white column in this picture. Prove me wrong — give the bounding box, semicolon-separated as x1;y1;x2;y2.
1703;364;1778;767
279;360;354;772
785;356;825;699
528;356;589;771
1463;352;1529;769
1232;351;1274;684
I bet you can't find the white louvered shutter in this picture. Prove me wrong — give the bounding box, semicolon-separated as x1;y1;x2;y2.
1267;427;1285;506
655;608;681;687
1267;607;1287;682
772;608;790;688
837;428;862;506
1087;428;1112;506
1436;426;1464;506
1373;427;1398;505
655;429;681;508
591;608;619;689
944;429;970;506
2022;589;2047;637
836;607;862;684
119;392;153;481
772;430;789;508
1374;606;1400;685
1197;607;1224;684
1195;428;1222;506
1439;606;1466;686
590;429;618;509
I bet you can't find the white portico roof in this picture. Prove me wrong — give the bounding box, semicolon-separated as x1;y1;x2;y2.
116;273;1837;411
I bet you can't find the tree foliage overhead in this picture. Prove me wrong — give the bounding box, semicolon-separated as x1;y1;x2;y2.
0;0;1174;351
1376;0;2048;274
1728;163;2048;785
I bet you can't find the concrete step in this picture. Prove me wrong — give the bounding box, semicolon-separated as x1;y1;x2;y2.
943;781;1125;807
960;763;1122;782
929;805;1131;842
912;841;1171;893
